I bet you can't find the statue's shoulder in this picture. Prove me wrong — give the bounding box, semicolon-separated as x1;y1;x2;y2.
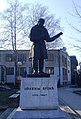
32;25;38;29
42;26;48;33
31;25;38;33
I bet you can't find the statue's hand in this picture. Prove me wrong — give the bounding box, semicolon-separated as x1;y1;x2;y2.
59;32;63;36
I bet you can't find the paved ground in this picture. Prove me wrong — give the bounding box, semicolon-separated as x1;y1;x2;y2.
58;86;81;116
0;85;81;119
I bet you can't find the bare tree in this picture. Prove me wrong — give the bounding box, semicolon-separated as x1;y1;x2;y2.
0;1;63;50
0;0;30;85
0;0;30;50
0;0;63;85
67;1;81;51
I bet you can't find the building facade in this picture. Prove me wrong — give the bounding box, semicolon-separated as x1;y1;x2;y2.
0;48;71;85
70;56;78;85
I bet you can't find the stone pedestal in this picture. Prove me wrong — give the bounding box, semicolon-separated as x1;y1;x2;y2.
7;75;72;119
20;75;58;109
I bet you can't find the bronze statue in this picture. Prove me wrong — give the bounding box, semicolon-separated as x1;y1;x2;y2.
30;18;63;74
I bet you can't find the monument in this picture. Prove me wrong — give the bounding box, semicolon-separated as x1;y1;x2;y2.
7;18;72;119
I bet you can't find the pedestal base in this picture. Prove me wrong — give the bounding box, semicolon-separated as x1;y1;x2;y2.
7;107;72;119
20;75;58;109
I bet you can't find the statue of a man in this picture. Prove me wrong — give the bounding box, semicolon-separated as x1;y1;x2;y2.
30;18;63;74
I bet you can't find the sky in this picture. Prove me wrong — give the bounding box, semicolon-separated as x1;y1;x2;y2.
0;0;81;63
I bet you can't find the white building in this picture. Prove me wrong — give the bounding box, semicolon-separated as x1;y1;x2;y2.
0;48;71;85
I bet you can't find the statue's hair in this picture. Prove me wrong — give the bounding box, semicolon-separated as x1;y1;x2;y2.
38;18;45;24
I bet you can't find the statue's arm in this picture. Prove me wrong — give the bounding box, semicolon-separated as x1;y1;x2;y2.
46;32;63;42
51;32;63;41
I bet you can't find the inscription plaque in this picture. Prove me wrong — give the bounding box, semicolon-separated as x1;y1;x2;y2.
20;75;58;109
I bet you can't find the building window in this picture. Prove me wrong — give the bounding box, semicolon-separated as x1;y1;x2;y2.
62;55;67;66
62;68;64;76
5;54;14;62
6;67;14;75
18;53;27;63
46;53;54;61
62;68;67;80
45;67;54;74
62;55;64;63
1;66;5;82
68;60;70;66
65;58;67;64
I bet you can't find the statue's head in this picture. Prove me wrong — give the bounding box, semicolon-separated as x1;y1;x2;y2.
38;18;45;26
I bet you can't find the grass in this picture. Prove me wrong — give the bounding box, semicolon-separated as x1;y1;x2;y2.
0;89;19;107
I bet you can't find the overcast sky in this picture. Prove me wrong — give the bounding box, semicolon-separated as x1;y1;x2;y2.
0;0;81;62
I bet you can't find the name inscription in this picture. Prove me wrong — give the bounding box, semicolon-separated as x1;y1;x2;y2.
24;87;54;90
24;87;54;97
32;94;47;96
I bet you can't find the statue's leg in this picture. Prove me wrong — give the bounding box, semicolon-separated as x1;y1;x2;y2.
33;57;38;74
39;58;44;73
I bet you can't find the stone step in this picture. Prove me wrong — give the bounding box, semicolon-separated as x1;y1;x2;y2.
7;108;72;119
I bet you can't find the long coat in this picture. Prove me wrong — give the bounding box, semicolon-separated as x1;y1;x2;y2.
29;25;49;59
29;24;62;59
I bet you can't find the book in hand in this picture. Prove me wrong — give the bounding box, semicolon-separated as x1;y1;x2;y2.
51;32;63;41
59;32;63;36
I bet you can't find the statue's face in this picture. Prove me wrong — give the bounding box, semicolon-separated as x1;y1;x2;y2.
38;19;45;26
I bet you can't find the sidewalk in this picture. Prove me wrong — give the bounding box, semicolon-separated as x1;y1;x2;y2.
58;86;81;116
